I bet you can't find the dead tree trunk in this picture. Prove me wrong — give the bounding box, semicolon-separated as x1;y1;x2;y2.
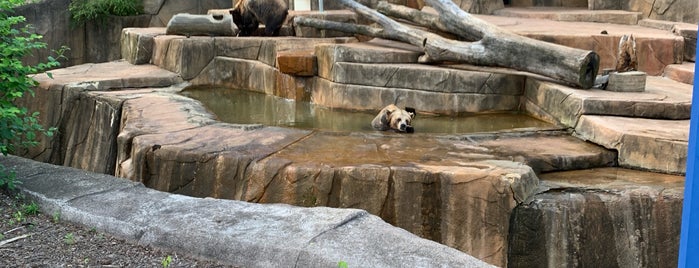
294;0;600;89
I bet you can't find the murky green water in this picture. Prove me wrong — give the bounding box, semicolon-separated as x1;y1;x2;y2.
181;87;556;134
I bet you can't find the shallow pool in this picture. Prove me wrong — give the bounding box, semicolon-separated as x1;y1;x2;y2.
181;87;556;134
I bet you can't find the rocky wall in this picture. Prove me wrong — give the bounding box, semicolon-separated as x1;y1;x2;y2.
509;168;684;267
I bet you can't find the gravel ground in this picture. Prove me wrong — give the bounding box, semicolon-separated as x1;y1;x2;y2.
0;189;236;267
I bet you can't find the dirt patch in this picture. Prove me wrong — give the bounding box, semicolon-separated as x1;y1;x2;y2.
0;189;236;267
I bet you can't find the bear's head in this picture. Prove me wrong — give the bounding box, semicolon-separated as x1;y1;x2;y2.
387;108;415;132
230;8;259;36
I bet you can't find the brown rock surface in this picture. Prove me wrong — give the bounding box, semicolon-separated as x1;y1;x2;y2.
510;168;683;267
574;115;688;174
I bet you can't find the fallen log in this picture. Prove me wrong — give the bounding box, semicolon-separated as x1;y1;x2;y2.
294;0;600;89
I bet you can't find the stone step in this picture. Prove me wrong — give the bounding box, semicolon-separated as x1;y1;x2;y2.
510;167;683;268
508;0;586;8
326;62;525;95
574;115;688;174
311;77;522;114
492;7;643;24
145;34;356;79
478;14;685;76
639;19;697;62
664;62;696;85
524;76;692;127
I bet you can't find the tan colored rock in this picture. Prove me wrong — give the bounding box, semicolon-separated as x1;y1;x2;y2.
312;77;521;114
14;61;182;165
510;0;586;7
664;63;695;85
152;36;216;80
246;132;551;267
121;27;166;65
258;37;357;68
53;92;124;174
524;77;692;128
214;37;263;60
673;24;697;62
493;8;642;24
511;168;683;267
626;0;698;23
315;39;422;80
276;50;317;76
330;62;525;95
191;56;302;98
574;115;688;174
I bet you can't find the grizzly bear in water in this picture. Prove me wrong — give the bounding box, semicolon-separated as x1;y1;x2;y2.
230;0;288;36
371;104;415;133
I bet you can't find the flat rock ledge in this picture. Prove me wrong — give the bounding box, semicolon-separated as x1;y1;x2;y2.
0;155;495;268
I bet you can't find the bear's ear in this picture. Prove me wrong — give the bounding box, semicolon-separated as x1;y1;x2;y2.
405;107;416;118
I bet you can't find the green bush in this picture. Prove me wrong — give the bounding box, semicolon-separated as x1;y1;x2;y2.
1;0;62;189
69;0;144;25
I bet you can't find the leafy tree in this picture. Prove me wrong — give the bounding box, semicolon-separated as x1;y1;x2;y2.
69;0;143;25
1;0;64;189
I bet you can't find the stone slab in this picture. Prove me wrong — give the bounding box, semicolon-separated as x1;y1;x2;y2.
0;155;494;268
33;60;183;91
276;49;317;76
574;115;688;174
16;61;181;170
312;77;521;114
626;0;698;23
492;7;643;24
315;39;423;80
642;20;698;61
509;0;586;8
510;167;683;267
121;27;166;65
191;57;303;99
478;14;685;75
258;37;357;68
673;24;697;62
664;62;695;85
524;77;692;128
330;62;525;95
151;36;216;80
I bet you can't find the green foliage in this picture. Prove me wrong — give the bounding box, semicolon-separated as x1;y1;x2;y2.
52;211;60;223
1;0;62;189
0;165;18;190
21;201;38;215
338;261;349;268
161;255;173;268
12;210;24;222
64;232;75;245
69;0;143;25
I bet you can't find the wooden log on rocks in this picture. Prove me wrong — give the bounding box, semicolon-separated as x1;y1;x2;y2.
294;0;600;89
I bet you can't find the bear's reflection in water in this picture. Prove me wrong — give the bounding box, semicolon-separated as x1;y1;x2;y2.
180;87;555;134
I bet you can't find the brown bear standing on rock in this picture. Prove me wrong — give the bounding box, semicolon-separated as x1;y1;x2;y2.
230;0;288;36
